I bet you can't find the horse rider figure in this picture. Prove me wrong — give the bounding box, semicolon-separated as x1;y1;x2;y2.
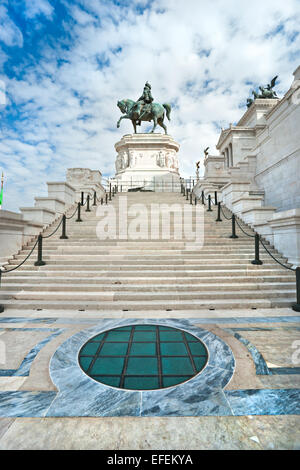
134;82;154;125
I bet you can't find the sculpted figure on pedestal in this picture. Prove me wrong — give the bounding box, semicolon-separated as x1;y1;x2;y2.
129;151;137;168
117;82;171;134
246;76;279;107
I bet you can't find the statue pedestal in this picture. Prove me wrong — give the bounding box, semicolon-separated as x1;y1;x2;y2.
113;134;181;192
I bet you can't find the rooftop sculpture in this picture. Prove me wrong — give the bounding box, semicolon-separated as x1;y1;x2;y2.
246;76;279;108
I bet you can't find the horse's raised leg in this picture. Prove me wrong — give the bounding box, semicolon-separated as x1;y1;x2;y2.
151;116;158;133
158;117;167;135
117;115;130;128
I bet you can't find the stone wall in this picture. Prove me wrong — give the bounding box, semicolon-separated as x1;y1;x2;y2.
254;93;300;211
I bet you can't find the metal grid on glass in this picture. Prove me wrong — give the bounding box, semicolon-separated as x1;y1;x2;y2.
78;325;208;390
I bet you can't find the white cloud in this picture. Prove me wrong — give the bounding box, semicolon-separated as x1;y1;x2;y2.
0;0;300;211
24;0;54;19
0;5;23;47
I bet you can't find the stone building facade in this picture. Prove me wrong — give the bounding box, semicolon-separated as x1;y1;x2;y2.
193;66;300;267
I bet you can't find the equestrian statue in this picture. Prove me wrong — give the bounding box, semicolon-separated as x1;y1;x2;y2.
117;82;171;134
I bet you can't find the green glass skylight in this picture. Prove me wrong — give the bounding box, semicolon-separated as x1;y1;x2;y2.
78;324;208;390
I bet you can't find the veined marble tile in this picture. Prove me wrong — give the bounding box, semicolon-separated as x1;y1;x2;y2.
224;330;269;375
226;389;300;416
0;377;26;391
0;391;57;417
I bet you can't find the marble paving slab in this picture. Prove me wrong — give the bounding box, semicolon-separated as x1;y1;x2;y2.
0;317;299;417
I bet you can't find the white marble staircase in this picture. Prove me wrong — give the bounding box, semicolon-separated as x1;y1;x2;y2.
0;191;296;312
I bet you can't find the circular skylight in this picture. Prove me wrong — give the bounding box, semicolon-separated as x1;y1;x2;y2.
78;324;208;390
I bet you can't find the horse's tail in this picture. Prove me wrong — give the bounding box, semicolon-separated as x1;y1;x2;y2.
163;103;171;121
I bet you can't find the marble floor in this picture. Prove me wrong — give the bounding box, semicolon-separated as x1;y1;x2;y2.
0;307;299;449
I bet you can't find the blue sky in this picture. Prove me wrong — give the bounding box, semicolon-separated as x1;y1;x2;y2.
0;0;299;211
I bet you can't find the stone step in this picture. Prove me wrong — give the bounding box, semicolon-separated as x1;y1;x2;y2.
24;238;269;248
12;253;285;262
20;245;277;253
10;256;286;270
1;275;295;284
1;297;292;310
1;282;294;292
5;262;285;270
2;289;295;301
2;268;292;277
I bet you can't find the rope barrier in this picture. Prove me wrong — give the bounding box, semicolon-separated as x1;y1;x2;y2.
1;237;39;273
0;190;111;312
65;205;79;220
42;216;64;239
220;204;232;220
218;200;296;272
234;217;255;238
259;237;295;272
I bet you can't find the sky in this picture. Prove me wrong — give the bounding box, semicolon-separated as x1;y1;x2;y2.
0;0;299;212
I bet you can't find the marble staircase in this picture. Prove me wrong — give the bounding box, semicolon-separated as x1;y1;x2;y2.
0;192;296;311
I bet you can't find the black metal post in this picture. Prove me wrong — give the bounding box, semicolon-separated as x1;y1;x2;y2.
60;214;68;239
93;191;97;206
105;193;108;204
195;197;197;206
214;191;218;205
229;214;238;238
183;187;186;197
81;192;84;206
76;202;82;222
190;192;193;205
34;234;46;266
207;194;212;212
101;197;103;205
292;267;300;312
216;202;222;222
251;233;263;265
86;194;91;212
109;184;112;201
186;188;189;201
201;190;204;204
0;270;4;313
121;185;122;193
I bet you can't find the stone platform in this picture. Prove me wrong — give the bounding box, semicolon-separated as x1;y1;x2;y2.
113;134;181;191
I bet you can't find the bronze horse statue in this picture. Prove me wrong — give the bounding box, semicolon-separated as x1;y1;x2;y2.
117;99;171;134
